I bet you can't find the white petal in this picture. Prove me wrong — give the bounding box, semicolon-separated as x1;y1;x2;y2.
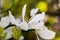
38;29;56;39
9;11;20;26
16;18;21;24
19;21;29;31
0;16;10;28
29;22;38;29
29;21;45;30
29;14;40;24
30;8;38;17
35;21;45;30
29;12;45;24
5;27;12;39
22;4;27;21
19;36;24;40
9;11;16;24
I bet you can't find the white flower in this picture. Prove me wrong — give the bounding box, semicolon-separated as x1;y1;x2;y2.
8;4;39;31
20;4;29;31
28;12;45;24
38;29;56;39
0;16;10;28
34;21;45;30
29;10;56;39
30;8;38;17
33;21;56;39
4;27;12;40
29;20;45;30
19;21;29;31
28;12;45;30
16;18;21;24
8;4;56;39
29;9;56;39
9;11;20;26
9;4;29;31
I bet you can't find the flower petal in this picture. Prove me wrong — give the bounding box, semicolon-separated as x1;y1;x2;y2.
29;21;45;30
29;22;38;29
30;8;38;17
38;29;56;39
0;16;10;28
5;27;12;39
19;21;29;31
16;18;21;24
9;11;20;26
22;4;27;21
35;21;45;30
29;12;45;24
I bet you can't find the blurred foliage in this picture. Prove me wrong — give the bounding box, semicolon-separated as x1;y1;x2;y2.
0;27;4;35
1;32;7;40
10;0;46;20
0;27;7;40
48;16;55;25
4;0;12;10
53;37;60;40
12;27;21;40
53;34;60;40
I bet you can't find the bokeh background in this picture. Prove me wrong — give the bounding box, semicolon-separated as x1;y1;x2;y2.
0;0;60;40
